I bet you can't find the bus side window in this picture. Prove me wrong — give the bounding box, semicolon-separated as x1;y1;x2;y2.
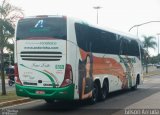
121;39;129;56
75;23;90;52
128;40;140;57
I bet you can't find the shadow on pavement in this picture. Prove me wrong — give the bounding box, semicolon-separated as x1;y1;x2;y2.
16;86;160;115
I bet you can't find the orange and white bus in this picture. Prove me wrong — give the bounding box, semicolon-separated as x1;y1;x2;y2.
14;15;143;103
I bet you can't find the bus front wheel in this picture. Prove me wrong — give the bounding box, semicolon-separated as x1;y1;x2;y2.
131;76;139;90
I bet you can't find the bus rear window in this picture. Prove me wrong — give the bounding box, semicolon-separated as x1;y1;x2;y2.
16;17;67;40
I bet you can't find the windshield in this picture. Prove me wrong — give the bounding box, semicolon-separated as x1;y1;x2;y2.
16;17;67;40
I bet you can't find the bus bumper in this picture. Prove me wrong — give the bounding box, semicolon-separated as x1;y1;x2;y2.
15;84;75;100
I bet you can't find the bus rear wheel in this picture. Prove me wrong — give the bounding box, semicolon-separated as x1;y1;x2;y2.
100;80;108;100
89;83;99;104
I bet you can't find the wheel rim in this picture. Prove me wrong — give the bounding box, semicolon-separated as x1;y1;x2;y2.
102;82;108;99
9;81;12;86
102;88;107;99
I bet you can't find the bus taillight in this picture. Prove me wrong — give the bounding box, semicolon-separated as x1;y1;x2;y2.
60;64;73;87
14;63;22;85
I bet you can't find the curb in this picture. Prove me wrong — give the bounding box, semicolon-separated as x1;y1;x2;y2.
0;98;32;108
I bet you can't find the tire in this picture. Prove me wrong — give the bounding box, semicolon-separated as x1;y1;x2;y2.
100;80;108;101
8;80;13;86
131;77;138;90
89;83;99;104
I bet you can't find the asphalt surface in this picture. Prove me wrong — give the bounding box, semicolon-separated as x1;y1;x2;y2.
1;75;160;115
0;79;15;92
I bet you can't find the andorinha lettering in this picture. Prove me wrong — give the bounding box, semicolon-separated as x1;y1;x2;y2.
24;46;58;49
29;28;49;32
120;57;136;63
39;42;57;45
25;42;57;45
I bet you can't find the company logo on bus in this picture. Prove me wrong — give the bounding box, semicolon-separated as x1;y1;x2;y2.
55;65;64;69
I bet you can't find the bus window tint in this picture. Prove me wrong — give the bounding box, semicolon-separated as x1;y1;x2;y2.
75;23;90;51
16;17;67;40
102;32;120;54
89;28;106;54
121;38;129;55
121;38;140;56
75;23;121;54
129;40;139;56
75;23;139;57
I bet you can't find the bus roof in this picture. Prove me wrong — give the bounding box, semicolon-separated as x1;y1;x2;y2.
70;17;139;41
20;15;140;41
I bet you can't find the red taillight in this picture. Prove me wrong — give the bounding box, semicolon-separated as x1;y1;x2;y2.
60;64;73;87
14;63;22;85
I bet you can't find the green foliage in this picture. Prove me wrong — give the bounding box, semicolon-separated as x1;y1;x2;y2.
142;35;157;53
142;35;157;73
0;0;23;50
149;54;160;64
0;0;23;95
142;35;158;63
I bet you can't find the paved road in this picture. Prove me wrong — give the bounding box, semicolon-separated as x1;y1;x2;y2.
2;75;160;115
0;79;15;92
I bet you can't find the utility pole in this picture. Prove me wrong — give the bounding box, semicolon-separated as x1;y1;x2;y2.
129;21;160;37
157;33;160;56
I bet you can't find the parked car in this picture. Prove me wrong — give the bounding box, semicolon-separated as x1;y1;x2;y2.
156;63;160;68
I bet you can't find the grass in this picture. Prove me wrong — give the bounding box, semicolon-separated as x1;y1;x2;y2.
144;71;160;76
143;68;160;77
0;91;23;103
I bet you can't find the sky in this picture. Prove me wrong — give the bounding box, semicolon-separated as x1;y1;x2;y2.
8;0;160;56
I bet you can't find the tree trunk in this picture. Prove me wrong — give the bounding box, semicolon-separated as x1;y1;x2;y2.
146;48;148;73
1;48;6;95
146;59;148;73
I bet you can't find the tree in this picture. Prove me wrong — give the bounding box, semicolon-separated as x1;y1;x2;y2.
142;35;157;73
0;0;23;95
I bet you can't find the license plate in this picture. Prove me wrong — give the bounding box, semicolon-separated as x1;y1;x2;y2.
36;91;45;94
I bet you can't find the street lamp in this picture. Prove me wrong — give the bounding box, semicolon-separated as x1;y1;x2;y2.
129;21;160;37
93;6;102;24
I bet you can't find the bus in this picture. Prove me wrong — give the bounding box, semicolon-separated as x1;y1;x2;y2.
14;15;143;103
